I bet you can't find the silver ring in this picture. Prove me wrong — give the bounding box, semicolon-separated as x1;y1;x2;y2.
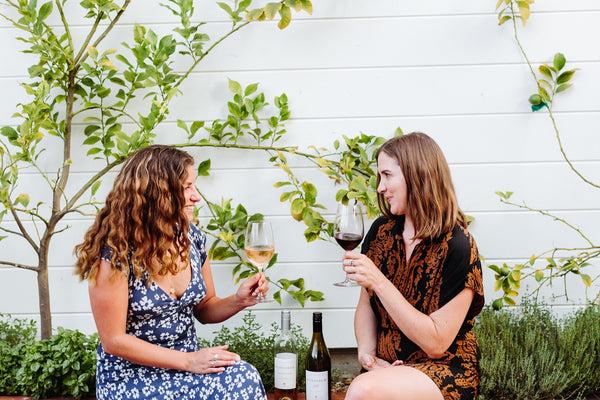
210;360;215;367
349;260;353;266
213;353;219;361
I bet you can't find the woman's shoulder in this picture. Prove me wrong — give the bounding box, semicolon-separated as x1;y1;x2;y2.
446;224;478;262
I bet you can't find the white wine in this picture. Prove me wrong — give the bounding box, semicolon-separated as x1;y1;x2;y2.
274;310;297;400
305;312;331;400
244;245;275;268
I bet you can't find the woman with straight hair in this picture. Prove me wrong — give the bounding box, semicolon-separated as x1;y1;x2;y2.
76;145;268;399
343;132;484;400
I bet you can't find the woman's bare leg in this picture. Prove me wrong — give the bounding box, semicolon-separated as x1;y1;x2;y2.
345;366;444;400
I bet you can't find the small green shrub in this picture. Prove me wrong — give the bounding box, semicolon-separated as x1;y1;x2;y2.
16;328;98;399
0;314;37;394
199;311;309;392
476;304;600;400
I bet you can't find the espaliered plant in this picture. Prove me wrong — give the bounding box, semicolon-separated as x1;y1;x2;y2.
0;0;393;340
490;0;599;308
0;0;333;339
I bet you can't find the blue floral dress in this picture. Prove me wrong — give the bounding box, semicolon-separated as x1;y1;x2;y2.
96;225;267;400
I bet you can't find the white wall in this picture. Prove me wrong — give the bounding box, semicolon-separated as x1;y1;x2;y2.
1;1;599;347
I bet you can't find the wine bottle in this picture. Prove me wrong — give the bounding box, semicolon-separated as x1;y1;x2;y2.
274;310;297;400
305;312;331;400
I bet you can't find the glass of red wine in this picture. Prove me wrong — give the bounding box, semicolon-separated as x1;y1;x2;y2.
333;202;364;287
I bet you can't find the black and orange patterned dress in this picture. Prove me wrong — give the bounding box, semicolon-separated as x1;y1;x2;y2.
361;215;485;400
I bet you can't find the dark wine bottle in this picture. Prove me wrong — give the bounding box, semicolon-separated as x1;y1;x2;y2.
274;310;297;400
305;312;331;400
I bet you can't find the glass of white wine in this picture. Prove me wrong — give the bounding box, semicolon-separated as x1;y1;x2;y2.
244;220;275;303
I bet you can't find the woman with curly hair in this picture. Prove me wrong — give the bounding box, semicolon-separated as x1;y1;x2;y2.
343;132;485;400
76;145;268;400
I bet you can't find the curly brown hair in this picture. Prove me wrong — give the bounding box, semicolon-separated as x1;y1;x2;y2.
75;145;195;283
376;132;466;240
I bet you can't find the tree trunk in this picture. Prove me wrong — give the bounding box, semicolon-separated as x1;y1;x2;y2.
37;261;52;339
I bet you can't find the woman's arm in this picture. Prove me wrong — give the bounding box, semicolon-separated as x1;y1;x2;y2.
344;252;474;359
91;260;240;373
374;280;473;359
355;288;377;359
193;258;268;324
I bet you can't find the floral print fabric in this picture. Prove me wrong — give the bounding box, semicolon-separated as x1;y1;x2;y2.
96;225;267;400
361;216;485;400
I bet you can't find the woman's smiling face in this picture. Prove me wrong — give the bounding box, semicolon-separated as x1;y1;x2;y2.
377;151;408;216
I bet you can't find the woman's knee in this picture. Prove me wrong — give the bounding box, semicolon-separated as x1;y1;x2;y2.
345;372;377;400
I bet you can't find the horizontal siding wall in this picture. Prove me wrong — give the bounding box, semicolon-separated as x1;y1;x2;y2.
1;0;599;346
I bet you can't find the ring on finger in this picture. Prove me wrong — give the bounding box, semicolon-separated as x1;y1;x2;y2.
213;353;219;361
210;360;215;367
349;259;353;266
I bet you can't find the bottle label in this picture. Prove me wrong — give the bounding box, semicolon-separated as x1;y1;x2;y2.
275;352;297;389
305;370;328;399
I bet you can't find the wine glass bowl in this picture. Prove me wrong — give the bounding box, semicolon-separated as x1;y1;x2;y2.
333;202;364;287
244;220;275;303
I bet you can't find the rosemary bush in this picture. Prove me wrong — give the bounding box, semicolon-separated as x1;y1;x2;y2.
477;304;600;400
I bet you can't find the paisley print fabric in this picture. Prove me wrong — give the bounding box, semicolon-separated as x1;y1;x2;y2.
361;216;485;400
96;224;267;400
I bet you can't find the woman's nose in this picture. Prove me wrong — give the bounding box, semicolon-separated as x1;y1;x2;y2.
377;181;385;194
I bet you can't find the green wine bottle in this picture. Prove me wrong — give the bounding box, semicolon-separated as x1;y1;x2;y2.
305;312;331;400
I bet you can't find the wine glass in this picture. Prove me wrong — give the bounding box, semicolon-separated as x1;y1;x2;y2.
244;220;275;303
333;202;364;287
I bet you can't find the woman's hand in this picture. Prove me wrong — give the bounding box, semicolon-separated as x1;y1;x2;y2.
184;345;241;374
343;252;386;291
359;352;403;371
234;272;268;308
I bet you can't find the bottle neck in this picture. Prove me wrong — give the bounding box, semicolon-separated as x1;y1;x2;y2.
312;319;322;334
281;312;291;333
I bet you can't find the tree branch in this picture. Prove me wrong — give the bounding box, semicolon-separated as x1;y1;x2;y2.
75;0;132;68
8;205;39;253
55;0;74;56
73;14;102;66
0;260;38;272
500;199;595;247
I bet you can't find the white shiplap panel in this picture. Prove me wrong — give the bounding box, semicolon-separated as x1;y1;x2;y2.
1;258;595;315
19;111;600;173
2;12;600;78
6;161;600;225
2;62;600;123
2;0;599;28
2;211;599;267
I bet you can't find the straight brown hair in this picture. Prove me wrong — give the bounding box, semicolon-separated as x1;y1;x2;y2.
376;132;466;240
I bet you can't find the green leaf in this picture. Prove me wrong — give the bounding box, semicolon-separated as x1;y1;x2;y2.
83;136;101;145
273;290;282;304
278;4;291;29
1;126;18;140
291;198;306;221
244;83;259;97
87;147;102;156
498;15;511;25
301;0;313;14
534;269;544;282
273;181;291;188
504;296;516;306
263;2;282;19
15;193;30;207
492;298;503;310
91;180;101;196
217;2;234;16
246;8;264;21
190;121;205;136
580;274;592;287
538;65;553;79
553;53;566;71
555;83;572;94
197;159;211;176
177;119;189;133
301;181;317;204
556;70;576;84
228;79;242;95
38;2;53;21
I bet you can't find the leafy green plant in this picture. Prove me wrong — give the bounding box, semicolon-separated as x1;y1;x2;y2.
476;304;600;400
490;1;599;309
15;328;98;399
198;311;309;392
0;314;37;394
0;0;316;339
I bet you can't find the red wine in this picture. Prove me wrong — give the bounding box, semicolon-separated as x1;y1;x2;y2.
334;233;363;250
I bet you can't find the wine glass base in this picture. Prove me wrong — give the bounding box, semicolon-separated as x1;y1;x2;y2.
255;298;275;304
334;280;360;287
